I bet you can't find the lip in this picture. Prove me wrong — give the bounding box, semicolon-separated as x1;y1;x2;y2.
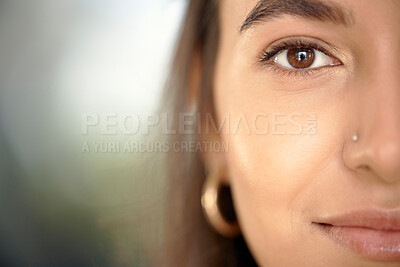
314;210;400;261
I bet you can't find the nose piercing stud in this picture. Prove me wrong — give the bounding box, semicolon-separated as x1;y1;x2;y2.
352;135;359;142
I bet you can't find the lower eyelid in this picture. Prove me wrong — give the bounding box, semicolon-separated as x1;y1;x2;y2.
263;57;343;78
265;64;320;78
265;64;337;79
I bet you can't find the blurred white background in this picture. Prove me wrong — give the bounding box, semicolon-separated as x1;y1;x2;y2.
0;0;185;177
56;0;185;113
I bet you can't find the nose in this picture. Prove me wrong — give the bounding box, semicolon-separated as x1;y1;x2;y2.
343;62;400;184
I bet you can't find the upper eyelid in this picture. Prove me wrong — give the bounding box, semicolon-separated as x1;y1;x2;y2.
259;36;340;62
266;36;340;53
261;43;330;62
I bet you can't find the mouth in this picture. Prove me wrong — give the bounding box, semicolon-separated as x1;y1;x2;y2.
313;210;400;261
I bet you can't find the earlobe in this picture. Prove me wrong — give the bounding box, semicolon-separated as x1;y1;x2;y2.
201;167;240;238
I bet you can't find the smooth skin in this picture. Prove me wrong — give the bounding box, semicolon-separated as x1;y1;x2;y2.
205;0;400;266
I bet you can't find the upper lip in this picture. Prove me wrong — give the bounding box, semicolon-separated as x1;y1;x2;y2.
315;210;400;231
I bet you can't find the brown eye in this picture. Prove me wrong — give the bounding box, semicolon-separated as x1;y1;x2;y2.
287;48;315;69
270;41;341;71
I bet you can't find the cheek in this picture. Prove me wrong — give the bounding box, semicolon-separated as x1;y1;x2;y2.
221;127;322;264
213;66;350;265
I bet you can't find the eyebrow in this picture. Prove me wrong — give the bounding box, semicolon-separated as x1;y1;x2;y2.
240;0;353;32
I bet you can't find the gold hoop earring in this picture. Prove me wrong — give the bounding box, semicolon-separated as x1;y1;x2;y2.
201;171;240;237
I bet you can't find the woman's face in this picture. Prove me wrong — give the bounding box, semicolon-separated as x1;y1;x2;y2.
212;0;400;265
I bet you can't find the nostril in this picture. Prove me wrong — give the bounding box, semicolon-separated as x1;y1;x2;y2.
359;165;370;171
317;223;333;227
312;222;333;227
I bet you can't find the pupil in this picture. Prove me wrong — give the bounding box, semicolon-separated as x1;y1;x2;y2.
298;51;307;61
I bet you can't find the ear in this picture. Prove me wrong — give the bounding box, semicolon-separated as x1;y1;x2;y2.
187;45;202;110
188;48;228;183
198;113;229;181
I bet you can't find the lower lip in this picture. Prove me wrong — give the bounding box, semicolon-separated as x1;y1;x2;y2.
316;223;400;261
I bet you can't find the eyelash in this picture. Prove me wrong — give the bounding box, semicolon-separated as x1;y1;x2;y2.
258;39;338;76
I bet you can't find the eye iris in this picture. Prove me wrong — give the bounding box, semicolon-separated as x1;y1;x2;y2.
287;48;315;68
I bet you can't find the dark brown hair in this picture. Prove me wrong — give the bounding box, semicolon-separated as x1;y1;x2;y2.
160;0;257;266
